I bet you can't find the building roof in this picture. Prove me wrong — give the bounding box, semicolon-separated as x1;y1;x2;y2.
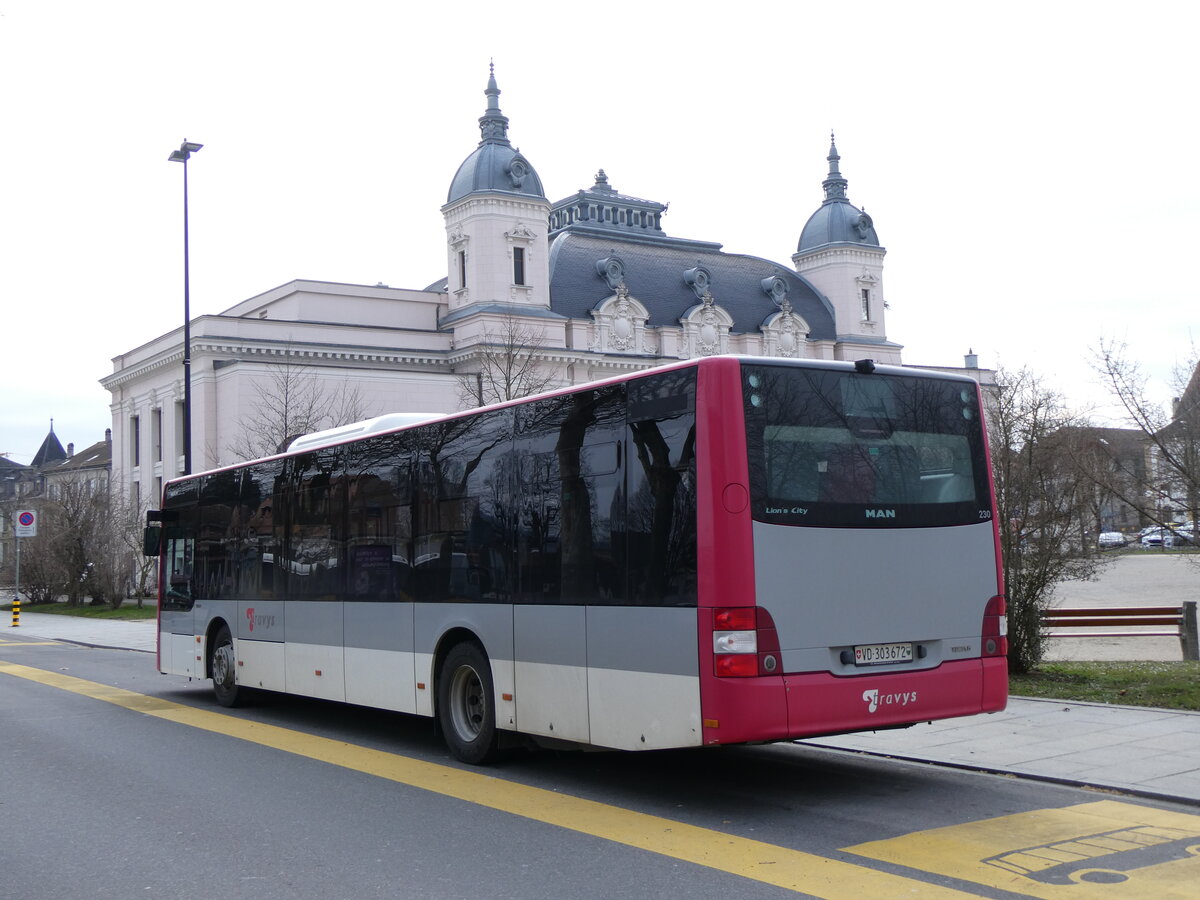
445;66;546;206
797;134;882;253
0;455;27;473
549;170;676;242
46;436;112;475
30;423;68;468
547;230;836;339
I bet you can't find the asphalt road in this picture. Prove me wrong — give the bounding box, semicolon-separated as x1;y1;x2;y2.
3;641;1200;898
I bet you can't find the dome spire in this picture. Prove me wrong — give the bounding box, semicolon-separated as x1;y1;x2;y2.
822;130;848;203
478;61;511;146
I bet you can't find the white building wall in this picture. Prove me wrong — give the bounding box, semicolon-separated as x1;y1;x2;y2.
210;359;459;465
103;280;459;500
793;244;897;363
443;194;551;310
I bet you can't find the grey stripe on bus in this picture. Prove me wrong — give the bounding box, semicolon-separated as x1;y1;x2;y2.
181;601;697;677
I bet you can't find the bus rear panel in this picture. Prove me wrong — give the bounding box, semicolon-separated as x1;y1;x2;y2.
696;357;1006;746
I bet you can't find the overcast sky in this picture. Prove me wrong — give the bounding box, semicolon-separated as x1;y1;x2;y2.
2;1;1197;465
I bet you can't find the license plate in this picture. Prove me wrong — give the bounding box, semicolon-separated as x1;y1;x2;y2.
853;642;913;666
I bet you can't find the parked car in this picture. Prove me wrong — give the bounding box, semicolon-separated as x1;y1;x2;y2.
1097;532;1128;549
1141;528;1169;547
1139;526;1192;547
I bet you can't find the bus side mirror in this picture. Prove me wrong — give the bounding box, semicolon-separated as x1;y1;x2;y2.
143;525;162;557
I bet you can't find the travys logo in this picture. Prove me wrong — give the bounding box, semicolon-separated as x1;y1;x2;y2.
245;607;276;632
862;688;918;714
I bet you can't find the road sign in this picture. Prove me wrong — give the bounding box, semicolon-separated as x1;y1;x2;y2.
15;509;37;537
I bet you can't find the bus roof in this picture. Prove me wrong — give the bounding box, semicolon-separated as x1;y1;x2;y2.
164;356;980;488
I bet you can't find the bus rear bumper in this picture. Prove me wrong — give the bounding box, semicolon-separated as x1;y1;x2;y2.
783;657;1008;739
701;657;1007;746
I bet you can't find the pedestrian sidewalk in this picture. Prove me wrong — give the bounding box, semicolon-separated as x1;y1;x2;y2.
6;613;1199;806
7;611;157;653
803;698;1200;806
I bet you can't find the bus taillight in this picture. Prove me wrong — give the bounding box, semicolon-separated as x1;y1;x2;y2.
713;607;781;677
982;595;1007;657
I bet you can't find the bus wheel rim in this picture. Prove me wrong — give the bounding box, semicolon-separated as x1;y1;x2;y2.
213;643;235;686
449;665;485;741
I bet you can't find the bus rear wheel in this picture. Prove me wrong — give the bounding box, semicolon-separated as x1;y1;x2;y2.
438;641;499;765
211;625;244;708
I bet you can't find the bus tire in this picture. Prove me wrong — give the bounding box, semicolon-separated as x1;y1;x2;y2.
211;624;244;708
438;641;499;765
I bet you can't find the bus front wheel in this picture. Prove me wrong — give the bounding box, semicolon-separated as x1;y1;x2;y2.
438;641;499;765
211;625;244;708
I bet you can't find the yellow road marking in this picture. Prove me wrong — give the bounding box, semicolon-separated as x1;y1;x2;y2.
0;639;62;646
848;800;1200;898
0;660;971;898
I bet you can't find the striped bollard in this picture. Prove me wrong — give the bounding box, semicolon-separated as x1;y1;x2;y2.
10;597;18;628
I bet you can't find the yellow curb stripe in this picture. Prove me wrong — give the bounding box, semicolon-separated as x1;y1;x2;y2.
0;660;972;898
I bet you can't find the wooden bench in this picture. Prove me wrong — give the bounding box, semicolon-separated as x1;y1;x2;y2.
1041;602;1199;660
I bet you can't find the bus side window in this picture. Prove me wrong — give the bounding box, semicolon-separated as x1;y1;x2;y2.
414;410;513;604
626;369;698;607
347;437;412;603
163;532;196;610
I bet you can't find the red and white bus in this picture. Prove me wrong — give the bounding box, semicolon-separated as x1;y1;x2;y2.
146;356;1006;764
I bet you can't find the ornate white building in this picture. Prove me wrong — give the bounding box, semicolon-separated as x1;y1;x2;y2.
102;67;906;506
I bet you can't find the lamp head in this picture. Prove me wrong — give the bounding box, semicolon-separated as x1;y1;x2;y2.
168;140;203;163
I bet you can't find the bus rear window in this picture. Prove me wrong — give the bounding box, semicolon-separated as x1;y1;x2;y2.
743;364;991;527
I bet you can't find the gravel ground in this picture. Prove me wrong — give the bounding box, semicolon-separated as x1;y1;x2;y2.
1042;552;1198;661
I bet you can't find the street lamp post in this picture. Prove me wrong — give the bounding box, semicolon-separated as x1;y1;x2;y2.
168;140;202;475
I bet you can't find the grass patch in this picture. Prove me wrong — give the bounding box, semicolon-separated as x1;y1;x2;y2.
1010;661;1200;711
2;600;157;621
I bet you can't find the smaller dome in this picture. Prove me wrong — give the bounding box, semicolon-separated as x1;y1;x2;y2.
797;201;879;252
445;66;546;205
447;142;545;204
796;134;881;252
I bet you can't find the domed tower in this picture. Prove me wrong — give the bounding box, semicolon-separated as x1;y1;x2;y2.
793;135;899;362
442;65;551;311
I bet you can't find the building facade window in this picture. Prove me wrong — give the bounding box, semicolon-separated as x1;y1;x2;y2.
175;401;186;468
152;408;163;462
459;251;467;288
130;415;141;467
860;288;872;321
513;247;525;286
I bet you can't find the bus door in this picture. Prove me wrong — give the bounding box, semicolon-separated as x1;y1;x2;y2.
160;524;197;677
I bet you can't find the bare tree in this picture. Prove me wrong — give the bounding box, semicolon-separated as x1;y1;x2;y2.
10;477;125;607
53;478;110;606
455;315;557;409
1094;339;1200;528
228;351;371;461
990;366;1110;672
107;483;158;606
